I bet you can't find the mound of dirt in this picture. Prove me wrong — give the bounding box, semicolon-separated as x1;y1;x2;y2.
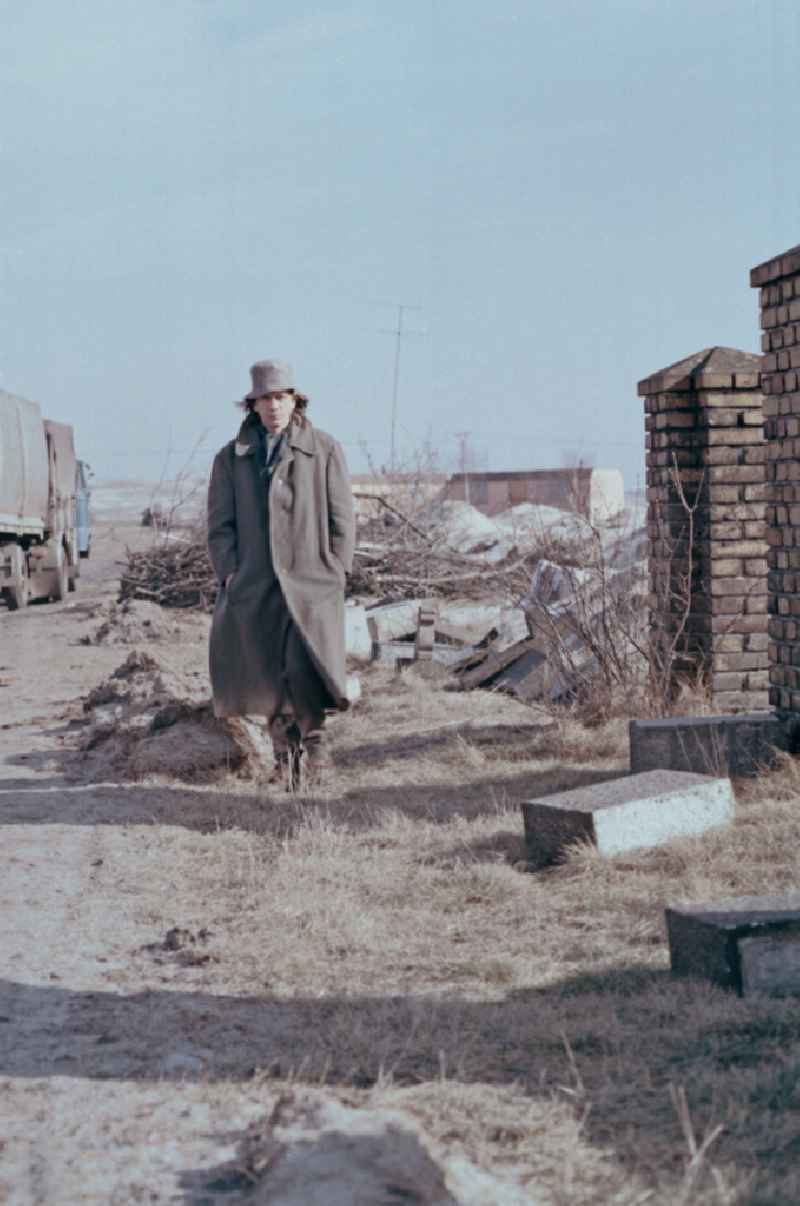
193;1093;536;1206
79;650;271;783
81;598;181;645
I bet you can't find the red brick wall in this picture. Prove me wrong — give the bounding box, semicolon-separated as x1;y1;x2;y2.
752;245;800;711
639;355;768;712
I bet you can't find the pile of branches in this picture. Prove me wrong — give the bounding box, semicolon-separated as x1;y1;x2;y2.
117;498;567;610
348;491;597;601
119;538;218;611
350;526;540;602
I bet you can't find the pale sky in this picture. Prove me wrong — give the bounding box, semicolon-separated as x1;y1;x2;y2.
2;0;799;491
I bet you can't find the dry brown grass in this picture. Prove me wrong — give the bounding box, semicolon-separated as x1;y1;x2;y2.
111;660;800;1204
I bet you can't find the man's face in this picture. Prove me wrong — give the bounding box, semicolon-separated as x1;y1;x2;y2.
253;391;295;435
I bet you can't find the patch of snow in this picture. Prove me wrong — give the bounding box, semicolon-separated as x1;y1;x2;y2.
422;500;501;553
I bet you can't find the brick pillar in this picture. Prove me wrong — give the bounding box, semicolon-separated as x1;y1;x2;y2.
638;348;768;711
751;244;800;713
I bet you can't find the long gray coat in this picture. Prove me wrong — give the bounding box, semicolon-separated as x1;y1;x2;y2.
207;415;355;717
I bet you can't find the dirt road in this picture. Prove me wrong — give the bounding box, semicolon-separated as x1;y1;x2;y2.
0;525;280;1204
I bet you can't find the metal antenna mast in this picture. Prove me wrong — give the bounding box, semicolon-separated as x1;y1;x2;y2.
377;302;424;473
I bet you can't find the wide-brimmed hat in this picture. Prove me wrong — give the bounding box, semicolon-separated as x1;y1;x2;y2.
245;359;294;401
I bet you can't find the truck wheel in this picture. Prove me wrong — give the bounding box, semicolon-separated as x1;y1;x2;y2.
4;583;27;611
4;548;29;611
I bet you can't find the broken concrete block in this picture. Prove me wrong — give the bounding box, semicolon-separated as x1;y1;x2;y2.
371;639;416;666
345;674;362;704
434;619;485;647
366;600;425;642
491;608;530;652
740;934;800;996
437;601;502;635
451;630;585;703
527;560;593;607
432;602;527;651
521;770;734;868
345;604;372;661
372;641;469;670
666;894;800;995
629;712;792;778
453;640;536;691
490;649;547;701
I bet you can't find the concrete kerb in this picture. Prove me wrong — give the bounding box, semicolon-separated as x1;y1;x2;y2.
629;711;799;778
520;770;734;869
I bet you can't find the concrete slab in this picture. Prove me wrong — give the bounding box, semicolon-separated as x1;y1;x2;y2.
666;894;800;995
629;712;792;778
491;649;547;701
521;770;734;868
371;641;476;669
366;600;426;642
345;605;372;661
437;601;503;635
491;609;530;652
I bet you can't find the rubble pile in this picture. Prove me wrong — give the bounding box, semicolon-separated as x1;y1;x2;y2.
350;499;593;600
114;493;648;708
79;651;270;782
81;598;182;645
349;502;648;704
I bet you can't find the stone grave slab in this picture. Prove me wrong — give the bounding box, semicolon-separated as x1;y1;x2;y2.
629;712;792;778
521;770;734;868
666;894;800;995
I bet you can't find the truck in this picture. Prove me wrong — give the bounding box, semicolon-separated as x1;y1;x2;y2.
0;389;82;610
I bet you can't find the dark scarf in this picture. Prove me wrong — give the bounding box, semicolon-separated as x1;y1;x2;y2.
255;423;284;484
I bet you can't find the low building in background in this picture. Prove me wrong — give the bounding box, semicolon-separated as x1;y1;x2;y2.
442;467;625;525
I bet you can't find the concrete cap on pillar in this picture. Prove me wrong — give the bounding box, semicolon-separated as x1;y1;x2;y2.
751;243;800;288
637;346;763;396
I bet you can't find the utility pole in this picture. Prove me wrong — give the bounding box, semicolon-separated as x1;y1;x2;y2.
456;430;471;504
377;302;425;474
389;305;405;475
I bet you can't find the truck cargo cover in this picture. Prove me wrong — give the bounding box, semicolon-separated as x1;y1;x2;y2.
0;390;49;536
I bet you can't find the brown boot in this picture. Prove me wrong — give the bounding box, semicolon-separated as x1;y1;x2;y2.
266;751;291;788
266;716;303;793
302;729;333;787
